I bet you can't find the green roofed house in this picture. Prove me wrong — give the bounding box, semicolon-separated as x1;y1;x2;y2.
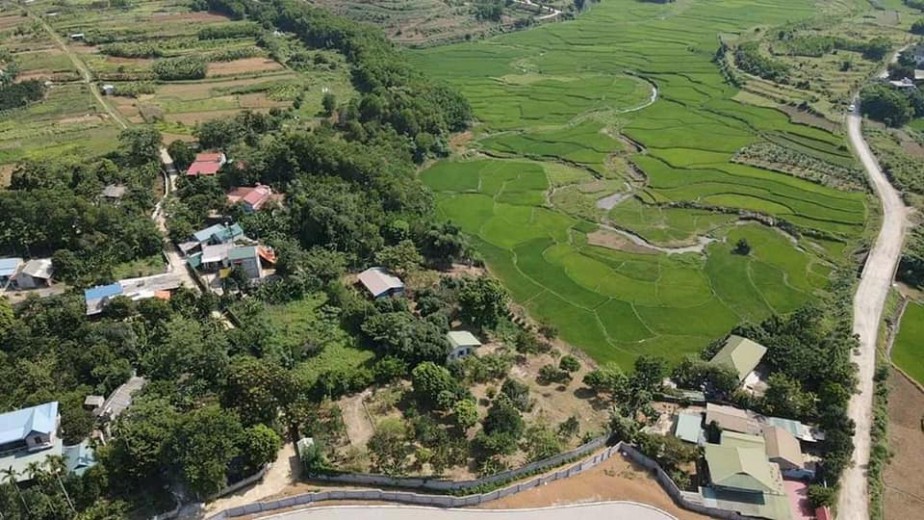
446;330;481;362
710;335;767;383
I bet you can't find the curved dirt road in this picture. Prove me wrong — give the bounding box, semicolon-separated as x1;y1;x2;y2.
837;108;909;519
259;502;677;520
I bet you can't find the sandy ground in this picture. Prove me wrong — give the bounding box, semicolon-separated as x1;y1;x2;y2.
839;107;911;519
477;454;707;520
587;229;658;255
883;371;924;519
339;389;375;448
206;443;301;514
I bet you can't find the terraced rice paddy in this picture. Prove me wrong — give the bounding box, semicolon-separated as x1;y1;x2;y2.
414;0;868;365
893;302;924;386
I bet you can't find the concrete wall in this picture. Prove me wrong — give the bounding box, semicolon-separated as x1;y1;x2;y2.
206;442;622;519
307;435;609;492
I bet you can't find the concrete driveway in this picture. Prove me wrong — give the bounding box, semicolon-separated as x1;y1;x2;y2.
259;502;677;520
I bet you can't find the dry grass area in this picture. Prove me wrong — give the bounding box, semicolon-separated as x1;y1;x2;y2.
0;164;14;187
207;57;285;77
150;11;232;23
478;453;708;520
164;108;268;125
884;371;924;519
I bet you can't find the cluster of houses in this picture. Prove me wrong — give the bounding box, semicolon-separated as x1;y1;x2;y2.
179;223;277;286
83;272;184;315
660;335;828;520
0;376;146;484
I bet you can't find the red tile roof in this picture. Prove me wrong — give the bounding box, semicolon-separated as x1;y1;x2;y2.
186;161;222;176
195;152;224;163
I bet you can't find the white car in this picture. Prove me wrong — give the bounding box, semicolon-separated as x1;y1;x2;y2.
848;103;856;112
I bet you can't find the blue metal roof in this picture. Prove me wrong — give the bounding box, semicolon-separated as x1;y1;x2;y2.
84;283;123;301
193;223;244;244
63;441;96;476
193;224;227;243
0;401;58;445
0;257;23;278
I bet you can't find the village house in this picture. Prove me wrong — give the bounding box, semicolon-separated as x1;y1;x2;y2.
763;425;813;479
84;273;181;315
705;402;762;435
672;412;705;445
357;267;405;299
102;183;127;202
187;243;276;282
179;223;245;256
709;334;767;388
446;330;482;362
226;184;283;212
186;151;227;177
0;402;63;482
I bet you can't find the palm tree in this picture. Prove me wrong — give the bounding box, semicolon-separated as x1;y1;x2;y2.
44;455;75;514
1;467;30;517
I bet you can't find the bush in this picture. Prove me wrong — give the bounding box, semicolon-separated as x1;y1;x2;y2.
537;364;571;385
559;355;580;372
198;22;261;40
860;83;913;127
0;80;45;110
914;18;924;35
735;42;788;81
152;56;207;80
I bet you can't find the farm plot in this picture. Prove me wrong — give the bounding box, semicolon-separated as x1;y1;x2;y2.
893;301;924;386
424;158;828;365
24;0;356;136
415;0;868;366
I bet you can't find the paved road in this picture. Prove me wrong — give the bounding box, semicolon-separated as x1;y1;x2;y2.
260;502;676;520
838;107;910;519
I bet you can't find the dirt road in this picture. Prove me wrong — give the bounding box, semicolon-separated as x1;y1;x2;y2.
838;107;910;519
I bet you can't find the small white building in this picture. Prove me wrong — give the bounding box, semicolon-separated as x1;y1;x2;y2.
356;267;404;299
101;84;115;96
446;330;482;362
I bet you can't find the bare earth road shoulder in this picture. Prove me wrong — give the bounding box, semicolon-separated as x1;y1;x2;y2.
838;109;910;520
258;502;677;520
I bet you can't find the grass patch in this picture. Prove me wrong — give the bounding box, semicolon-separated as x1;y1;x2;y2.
893;301;924;385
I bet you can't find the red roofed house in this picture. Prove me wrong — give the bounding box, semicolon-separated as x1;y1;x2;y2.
227;184;283;212
186;152;227;177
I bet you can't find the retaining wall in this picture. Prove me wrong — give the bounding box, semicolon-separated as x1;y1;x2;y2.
308;435;608;491
206;442;621;519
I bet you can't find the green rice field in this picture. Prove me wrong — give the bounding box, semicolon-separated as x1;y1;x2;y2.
893;302;924;386
415;0;869;365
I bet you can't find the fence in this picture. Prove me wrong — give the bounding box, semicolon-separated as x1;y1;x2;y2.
617;444;754;520
206;442;622;519
306;435;608;491
210;465;269;500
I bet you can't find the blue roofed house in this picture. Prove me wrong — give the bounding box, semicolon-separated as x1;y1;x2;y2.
180;223;246;257
0;402;63;482
84;282;124;315
0;257;23;285
63;441;97;476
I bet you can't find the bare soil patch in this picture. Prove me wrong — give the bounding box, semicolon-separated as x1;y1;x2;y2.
884;370;924;519
0;164;15;187
157;75;295;98
238;92;289;109
779;105;840;133
338;389;376;448
0;15;25;30
207;58;284;78
478;453;708;520
15;70;54;81
587;229;657;255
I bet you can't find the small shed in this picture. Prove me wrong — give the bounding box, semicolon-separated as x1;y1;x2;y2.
17;258;53;289
83;395;104;414
446;330;481;362
100;84;115;96
102;184;127;201
357;267;404;299
69;33;84;41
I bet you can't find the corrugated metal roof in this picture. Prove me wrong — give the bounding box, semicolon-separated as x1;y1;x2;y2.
229;245;257;261
21;258;52;279
705;442;781;494
673;412;703;443
447;330;481;349
84;283;123;301
0;402;58;445
764;425;805;468
0;257;23;278
357;267;404;297
705;403;761;435
710;335;767;381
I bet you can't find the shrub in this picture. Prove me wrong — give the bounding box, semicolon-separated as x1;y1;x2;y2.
559;355;580;372
152;56;207;80
537;364;571;385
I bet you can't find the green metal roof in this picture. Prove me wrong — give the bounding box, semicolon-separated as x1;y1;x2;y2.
710;335;767;381
721;431;766;451
229;246;257;261
673;413;703;444
447;330;481;349
705;443;781;494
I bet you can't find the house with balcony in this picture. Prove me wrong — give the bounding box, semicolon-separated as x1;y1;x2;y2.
0;402;63;482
